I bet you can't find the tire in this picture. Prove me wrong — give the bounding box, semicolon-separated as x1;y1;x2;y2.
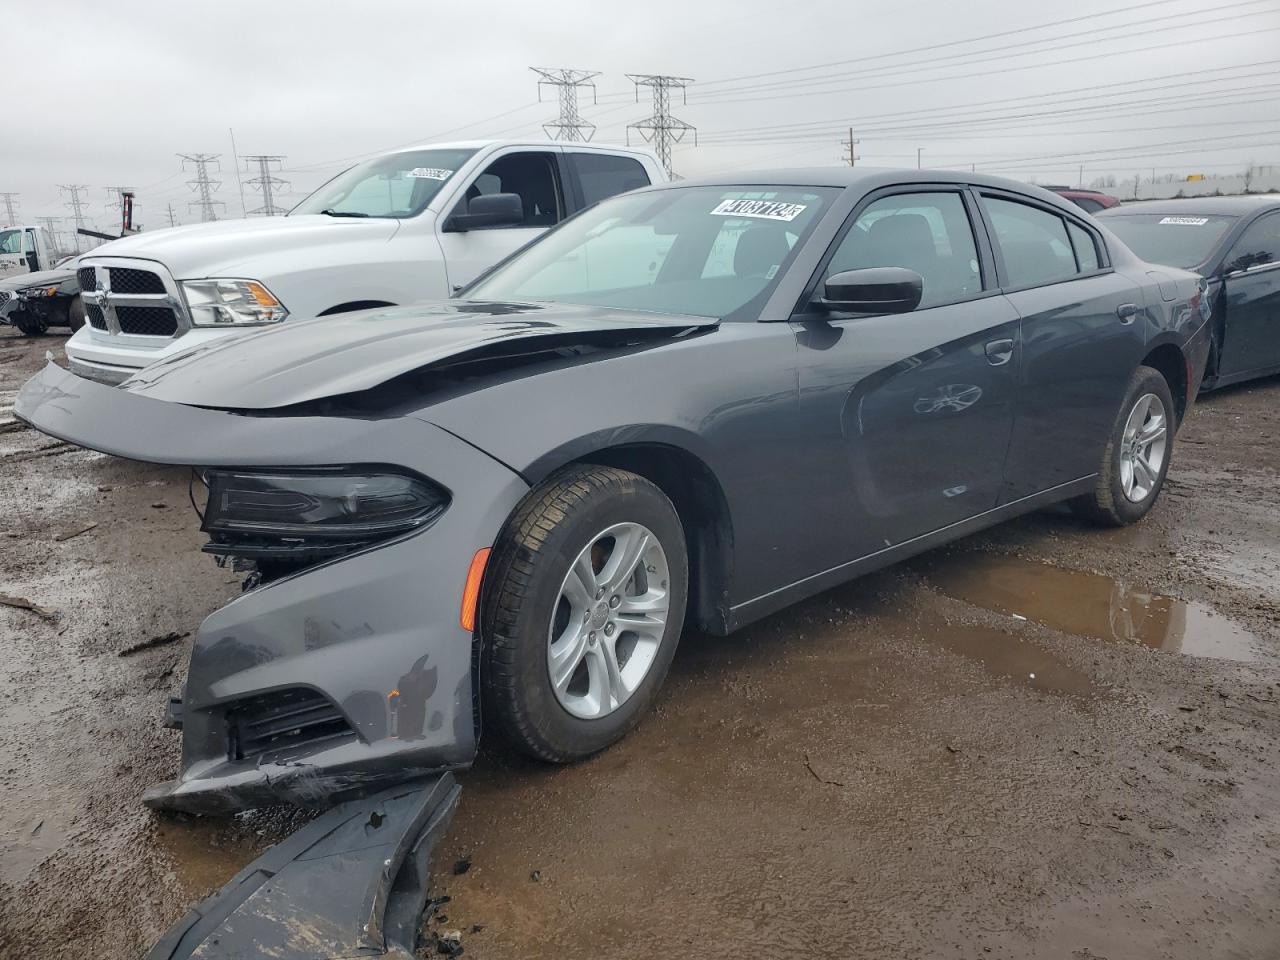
11;310;47;337
481;465;688;762
66;295;86;332
1070;365;1176;527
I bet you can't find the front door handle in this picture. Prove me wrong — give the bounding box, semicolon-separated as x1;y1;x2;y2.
1117;302;1138;324
985;338;1014;365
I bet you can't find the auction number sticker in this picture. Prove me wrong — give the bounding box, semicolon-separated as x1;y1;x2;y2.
1158;216;1209;226
711;199;808;221
407;167;453;180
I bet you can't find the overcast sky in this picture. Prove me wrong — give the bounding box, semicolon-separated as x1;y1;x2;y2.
5;0;1279;234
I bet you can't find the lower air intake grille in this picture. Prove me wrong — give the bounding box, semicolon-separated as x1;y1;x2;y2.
86;303;107;329
227;688;354;761
116;305;178;336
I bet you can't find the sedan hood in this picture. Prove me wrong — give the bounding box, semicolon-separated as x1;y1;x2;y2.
84;215;401;279
0;266;75;291
123;299;717;410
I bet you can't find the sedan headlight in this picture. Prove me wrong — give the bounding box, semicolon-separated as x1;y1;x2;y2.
182;278;288;326
18;285;59;299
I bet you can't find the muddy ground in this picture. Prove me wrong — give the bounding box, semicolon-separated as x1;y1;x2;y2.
0;326;1278;959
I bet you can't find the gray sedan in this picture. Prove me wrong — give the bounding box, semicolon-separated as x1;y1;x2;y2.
17;168;1211;813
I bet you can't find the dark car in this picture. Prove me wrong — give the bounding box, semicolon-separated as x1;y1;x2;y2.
1097;197;1280;389
1048;187;1122;214
0;256;86;336
17;169;1211;814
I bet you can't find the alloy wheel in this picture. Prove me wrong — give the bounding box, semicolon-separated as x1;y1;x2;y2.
1119;392;1168;503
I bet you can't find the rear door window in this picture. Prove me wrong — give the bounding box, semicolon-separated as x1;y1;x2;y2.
1225;211;1280;273
983;197;1079;288
570;153;651;208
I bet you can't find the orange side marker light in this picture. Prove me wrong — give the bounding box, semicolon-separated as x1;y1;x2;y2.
460;548;491;633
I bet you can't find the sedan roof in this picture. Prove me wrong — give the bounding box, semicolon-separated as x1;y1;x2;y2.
660;166;1056;193
1097;196;1280;217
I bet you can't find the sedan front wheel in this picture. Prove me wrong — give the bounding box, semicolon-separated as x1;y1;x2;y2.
481;465;688;762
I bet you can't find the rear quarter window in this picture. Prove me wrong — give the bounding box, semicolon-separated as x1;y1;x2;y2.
570;153;651;207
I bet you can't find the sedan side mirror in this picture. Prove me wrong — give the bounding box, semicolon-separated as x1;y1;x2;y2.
819;267;923;314
445;193;523;232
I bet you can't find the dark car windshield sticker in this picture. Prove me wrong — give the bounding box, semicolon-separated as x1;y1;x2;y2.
711;199;808;222
1158;216;1210;226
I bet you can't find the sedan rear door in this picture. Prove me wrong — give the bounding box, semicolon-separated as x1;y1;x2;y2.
1218;210;1280;379
975;191;1146;502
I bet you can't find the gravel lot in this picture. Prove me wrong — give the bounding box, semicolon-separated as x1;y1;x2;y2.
1;326;1278;959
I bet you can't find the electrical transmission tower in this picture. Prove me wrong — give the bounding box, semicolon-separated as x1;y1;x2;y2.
179;153;225;222
0;192;18;227
243;155;289;216
530;67;601;141
60;185;92;251
105;186;132;216
37;216;64;254
626;74;696;178
841;128;861;167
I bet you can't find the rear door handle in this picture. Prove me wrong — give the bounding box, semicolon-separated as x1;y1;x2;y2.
985;338;1014;365
1117;302;1138;323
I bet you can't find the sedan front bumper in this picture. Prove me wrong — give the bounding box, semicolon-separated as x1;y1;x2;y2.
16;362;530;813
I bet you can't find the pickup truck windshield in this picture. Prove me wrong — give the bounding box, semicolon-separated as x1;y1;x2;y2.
1102;213;1237;270
291;148;477;219
468;185;837;320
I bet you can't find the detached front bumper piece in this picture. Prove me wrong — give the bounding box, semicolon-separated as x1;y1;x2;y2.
146;776;460;959
17;362;529;813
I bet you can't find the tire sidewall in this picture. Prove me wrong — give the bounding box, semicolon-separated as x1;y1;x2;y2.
490;478;688;756
1103;367;1175;524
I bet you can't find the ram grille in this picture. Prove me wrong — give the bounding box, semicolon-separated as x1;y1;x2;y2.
107;267;166;295
116;305;178;336
77;266;96;291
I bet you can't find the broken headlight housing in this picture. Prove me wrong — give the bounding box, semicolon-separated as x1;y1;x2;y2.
182;278;288;326
17;284;59;299
200;468;449;568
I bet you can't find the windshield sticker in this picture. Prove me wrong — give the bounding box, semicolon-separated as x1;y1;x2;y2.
711;199;808;222
407;167;453;180
1158;216;1209;226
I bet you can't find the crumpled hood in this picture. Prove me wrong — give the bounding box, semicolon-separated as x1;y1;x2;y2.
0;266;75;291
123;299;717;409
84;215;401;279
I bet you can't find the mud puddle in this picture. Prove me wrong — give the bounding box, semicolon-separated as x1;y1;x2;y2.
920;553;1262;662
921;621;1095;696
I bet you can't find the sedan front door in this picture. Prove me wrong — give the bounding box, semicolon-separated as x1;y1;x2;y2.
1218;211;1280;379
793;188;1020;560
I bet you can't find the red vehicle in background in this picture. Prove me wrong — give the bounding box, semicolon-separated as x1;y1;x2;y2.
1047;186;1122;214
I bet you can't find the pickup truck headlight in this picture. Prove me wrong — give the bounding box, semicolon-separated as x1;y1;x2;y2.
182;279;288;326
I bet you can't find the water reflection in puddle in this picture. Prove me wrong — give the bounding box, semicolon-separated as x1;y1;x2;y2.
927;621;1095;696
921;555;1261;663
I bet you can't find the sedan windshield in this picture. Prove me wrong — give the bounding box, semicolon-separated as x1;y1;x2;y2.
291;148;477;219
468;185;838;319
1101;213;1236;270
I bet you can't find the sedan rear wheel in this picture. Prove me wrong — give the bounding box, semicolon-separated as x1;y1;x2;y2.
481;465;687;762
1070;364;1176;526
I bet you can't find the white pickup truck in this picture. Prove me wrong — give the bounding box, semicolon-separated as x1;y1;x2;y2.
66;139;664;384
0;224;61;279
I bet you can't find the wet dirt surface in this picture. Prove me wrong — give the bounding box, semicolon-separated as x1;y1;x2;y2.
1;327;1278;958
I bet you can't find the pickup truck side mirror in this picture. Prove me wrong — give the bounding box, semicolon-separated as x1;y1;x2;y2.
445;193;524;232
817;266;924;314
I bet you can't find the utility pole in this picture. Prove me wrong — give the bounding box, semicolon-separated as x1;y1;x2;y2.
0;192;18;227
60;184;92;252
1078;163;1084;188
105;186;133;233
531;67;601;142
179;153;225;223
917;147;924;169
626;74;696;178
243;155;289;216
841;128;860;167
166;203;179;228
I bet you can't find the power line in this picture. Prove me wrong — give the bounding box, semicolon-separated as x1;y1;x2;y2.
0;193;18;227
531;67;601;142
627;74;696;178
243;155;289;216
179;154;225;223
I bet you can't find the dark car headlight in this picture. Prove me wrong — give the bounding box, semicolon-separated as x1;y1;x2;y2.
18;285;59;299
203;468;448;539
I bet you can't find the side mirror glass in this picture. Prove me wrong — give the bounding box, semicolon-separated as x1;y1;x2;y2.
819;266;924;314
446;192;523;232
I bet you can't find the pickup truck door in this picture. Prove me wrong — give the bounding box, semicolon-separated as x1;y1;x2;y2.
435;147;568;291
1218;211;1280;378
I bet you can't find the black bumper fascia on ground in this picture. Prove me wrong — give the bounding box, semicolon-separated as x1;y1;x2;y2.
147;775;460;959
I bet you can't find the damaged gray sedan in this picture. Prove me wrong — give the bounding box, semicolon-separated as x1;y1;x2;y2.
17;169;1212;814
